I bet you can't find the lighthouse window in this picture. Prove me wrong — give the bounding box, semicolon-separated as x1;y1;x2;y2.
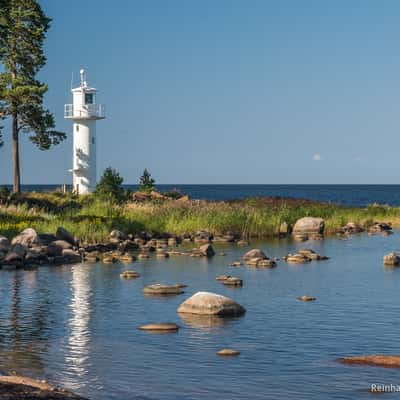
92;137;95;144
76;124;79;132
85;93;94;104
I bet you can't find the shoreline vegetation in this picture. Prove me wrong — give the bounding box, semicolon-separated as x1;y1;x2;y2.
0;189;399;243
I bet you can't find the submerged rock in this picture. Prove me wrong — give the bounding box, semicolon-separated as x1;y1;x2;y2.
177;291;246;316
217;349;240;356
284;254;311;264
229;261;242;267
338;355;400;368
221;277;243;287
143;284;184;295
298;295;316;302
139;323;179;332
120;270;140;279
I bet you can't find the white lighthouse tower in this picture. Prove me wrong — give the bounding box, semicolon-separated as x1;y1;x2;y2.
64;69;105;194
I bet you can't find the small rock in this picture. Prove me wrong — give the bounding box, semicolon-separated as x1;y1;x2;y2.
138;253;150;259
139;323;179;332
143;284;184;295
221;277;243;287
199;244;215;257
229;261;242;267
383;252;400;266
120;270;140;279
298;295;316;302
217;349;240;356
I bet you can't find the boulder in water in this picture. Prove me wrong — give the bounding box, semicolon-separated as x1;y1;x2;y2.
177;291;246;316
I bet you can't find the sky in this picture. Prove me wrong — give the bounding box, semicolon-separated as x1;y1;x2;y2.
1;0;400;184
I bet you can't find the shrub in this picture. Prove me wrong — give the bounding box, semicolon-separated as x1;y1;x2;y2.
95;167;126;203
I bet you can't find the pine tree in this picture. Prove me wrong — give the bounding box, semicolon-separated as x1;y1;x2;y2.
139;168;155;193
0;0;65;193
95;167;125;203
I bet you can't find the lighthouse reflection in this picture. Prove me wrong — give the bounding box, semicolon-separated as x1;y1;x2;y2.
64;265;92;386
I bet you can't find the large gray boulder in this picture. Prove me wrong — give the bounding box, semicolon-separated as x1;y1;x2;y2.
293;217;325;239
11;228;38;247
4;244;27;266
177;291;246;317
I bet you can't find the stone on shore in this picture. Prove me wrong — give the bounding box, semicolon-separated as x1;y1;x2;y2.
109;229;127;242
342;221;364;234
4;244;27;266
11;228;38;247
368;222;392;235
56;227;77;246
0;235;10;253
293;217;325;240
177;291;246;316
338;355;400;368
143;284;184;295
383;252;400;266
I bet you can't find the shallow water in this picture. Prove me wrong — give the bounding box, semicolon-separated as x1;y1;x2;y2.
1;233;400;399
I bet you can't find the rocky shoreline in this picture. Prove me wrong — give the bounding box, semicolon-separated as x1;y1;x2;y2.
0;216;394;269
0;375;87;400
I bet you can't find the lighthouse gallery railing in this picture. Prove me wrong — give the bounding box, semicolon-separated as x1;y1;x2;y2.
64;104;105;119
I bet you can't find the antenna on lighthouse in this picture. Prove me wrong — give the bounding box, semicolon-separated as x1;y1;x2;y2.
80;68;86;87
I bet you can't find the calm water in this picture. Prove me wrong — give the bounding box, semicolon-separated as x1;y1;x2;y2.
8;184;400;206
1;233;400;399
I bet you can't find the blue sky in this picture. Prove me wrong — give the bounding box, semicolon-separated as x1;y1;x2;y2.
1;0;399;184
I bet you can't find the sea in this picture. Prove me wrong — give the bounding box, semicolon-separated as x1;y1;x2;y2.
5;184;400;207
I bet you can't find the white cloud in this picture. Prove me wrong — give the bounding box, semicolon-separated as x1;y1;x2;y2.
312;153;323;161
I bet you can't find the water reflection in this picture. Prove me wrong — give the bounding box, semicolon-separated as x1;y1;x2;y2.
63;265;92;387
179;313;230;330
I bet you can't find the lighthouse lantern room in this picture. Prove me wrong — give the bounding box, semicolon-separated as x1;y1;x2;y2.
64;69;105;194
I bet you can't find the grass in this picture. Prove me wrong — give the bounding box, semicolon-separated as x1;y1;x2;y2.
1;192;400;243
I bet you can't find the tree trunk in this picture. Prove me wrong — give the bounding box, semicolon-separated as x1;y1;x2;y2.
12;113;20;193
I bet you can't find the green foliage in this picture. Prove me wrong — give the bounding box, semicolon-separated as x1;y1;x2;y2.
2;192;400;243
163;189;183;199
0;0;65;191
139;168;155;193
95;167;126;203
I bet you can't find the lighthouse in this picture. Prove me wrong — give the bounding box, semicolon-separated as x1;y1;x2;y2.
64;69;105;194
